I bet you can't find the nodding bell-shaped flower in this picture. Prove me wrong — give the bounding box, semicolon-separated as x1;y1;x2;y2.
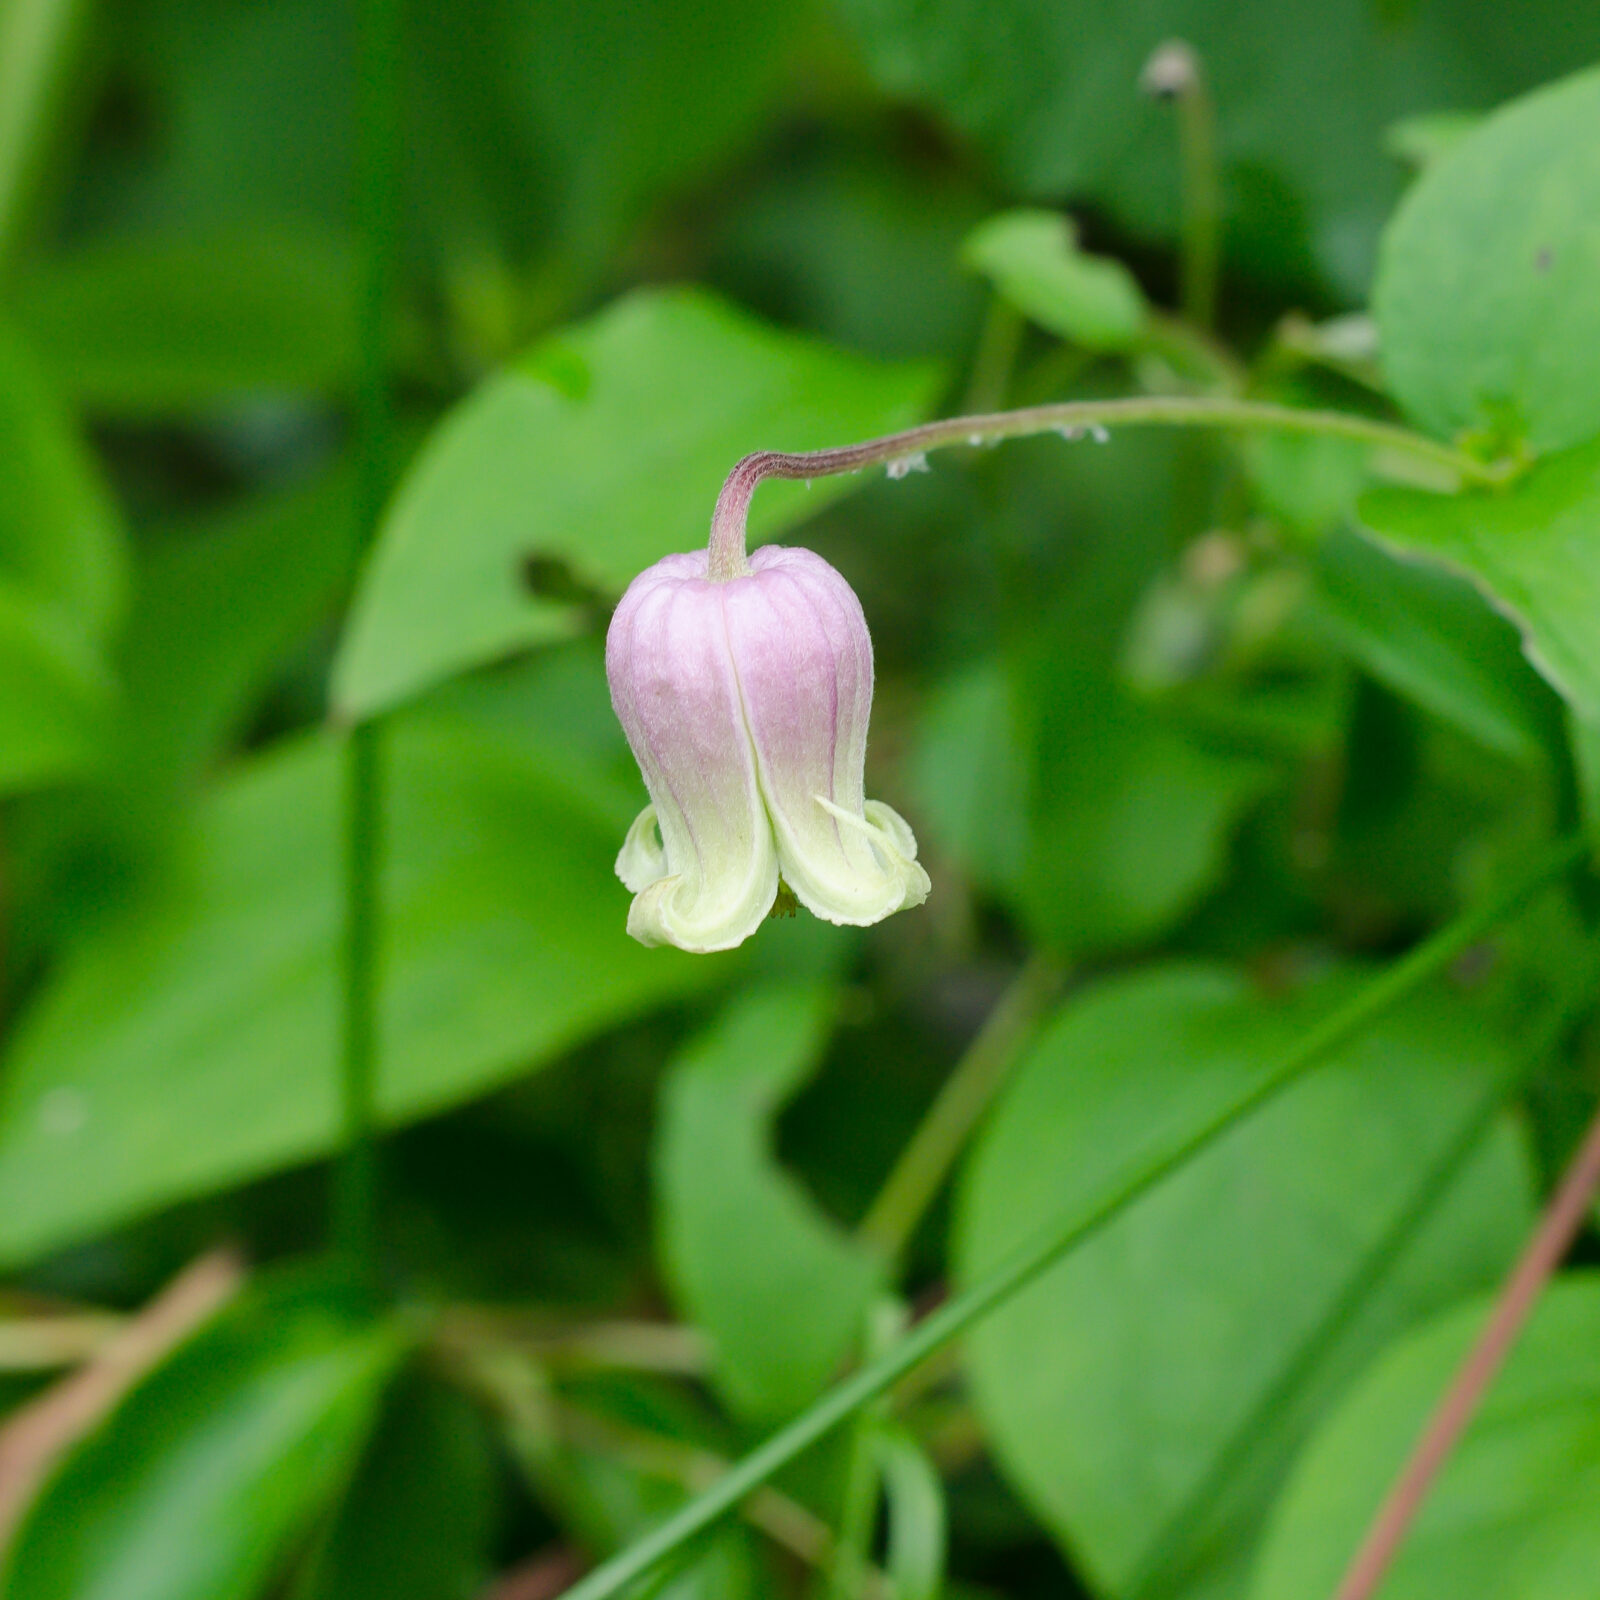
606;544;930;952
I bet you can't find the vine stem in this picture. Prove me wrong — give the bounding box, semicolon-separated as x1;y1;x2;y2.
1331;1084;1600;1600
334;0;401;1273
705;397;1505;580
556;836;1586;1600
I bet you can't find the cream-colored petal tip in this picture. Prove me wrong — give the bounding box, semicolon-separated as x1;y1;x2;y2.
804;796;931;921
625;875;772;954
616;805;666;894
867;800;932;912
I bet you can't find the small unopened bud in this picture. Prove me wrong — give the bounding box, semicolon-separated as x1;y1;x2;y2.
1141;39;1200;100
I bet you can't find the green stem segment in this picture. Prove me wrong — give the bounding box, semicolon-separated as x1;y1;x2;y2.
1161;41;1221;331
558;836;1587;1600
335;0;402;1271
705;396;1505;580
859;955;1066;1261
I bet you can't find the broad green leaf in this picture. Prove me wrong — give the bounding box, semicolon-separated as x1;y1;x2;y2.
909;657;1029;891
0;653;730;1267
0;581;111;793
1375;67;1600;453
834;0;1600;295
113;461;358;805
962;210;1146;350
0;1269;407;1600
0;318;124;639
293;1372;496;1600
332;286;941;721
0;322;125;795
1383;110;1483;170
956;964;1532;1600
877;1424;948;1600
918;648;1272;955
1358;438;1600;724
1312;528;1559;763
13;228;362;415
655;985;883;1423
1015;659;1273;953
1252;1275;1600;1600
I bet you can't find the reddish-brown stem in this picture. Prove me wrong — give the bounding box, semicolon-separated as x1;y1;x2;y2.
1332;1090;1600;1600
703;396;1505;580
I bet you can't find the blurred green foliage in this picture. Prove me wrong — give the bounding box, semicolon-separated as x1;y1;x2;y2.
1;2;1599;1598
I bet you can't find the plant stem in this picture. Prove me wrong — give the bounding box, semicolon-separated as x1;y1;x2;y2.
824;1303;904;1600
1331;1080;1600;1600
961;295;1024;415
858;955;1066;1261
555;837;1586;1600
1176;53;1219;330
334;0;401;1273
705;397;1503;579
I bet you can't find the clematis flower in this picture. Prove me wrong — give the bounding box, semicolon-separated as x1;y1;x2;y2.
606;543;930;952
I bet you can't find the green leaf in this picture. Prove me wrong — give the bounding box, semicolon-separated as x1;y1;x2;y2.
909;657;1029;891
1357;437;1600;724
0;581;112;793
0;322;123;794
1252;1274;1600;1600
961;210;1146;350
0;1269;407;1600
834;0;1600;295
0;318;125;639
293;1372;496;1600
655;985;884;1423
876;1424;947;1600
955;963;1532;1600
1312;528;1559;763
0;652;730;1267
1375;66;1600;453
1383;110;1483;170
1016;660;1273;953
13;227;363;415
114;462;359;804
332;286;942;721
917;649;1272;955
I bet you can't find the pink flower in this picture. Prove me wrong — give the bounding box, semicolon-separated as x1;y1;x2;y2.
606;545;929;952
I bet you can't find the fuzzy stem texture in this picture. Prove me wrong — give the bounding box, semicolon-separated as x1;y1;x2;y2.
705;396;1506;578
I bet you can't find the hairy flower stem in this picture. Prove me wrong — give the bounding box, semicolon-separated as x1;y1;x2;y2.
557;836;1586;1600
705;397;1506;579
1331;1082;1600;1600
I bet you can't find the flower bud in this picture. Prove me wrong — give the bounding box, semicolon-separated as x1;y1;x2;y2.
606;544;930;952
